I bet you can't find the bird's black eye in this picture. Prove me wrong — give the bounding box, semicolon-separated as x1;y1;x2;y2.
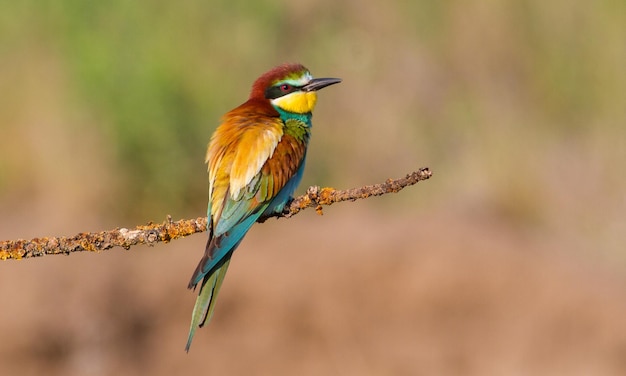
280;84;291;92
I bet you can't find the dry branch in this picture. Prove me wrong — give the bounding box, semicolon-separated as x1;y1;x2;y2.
0;168;432;260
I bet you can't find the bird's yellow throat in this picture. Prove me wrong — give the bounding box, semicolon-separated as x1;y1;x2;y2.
271;91;318;114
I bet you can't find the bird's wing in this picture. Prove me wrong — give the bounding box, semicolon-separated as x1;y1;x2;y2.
188;115;307;288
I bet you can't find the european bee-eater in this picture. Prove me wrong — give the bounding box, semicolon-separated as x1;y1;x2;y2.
185;63;341;351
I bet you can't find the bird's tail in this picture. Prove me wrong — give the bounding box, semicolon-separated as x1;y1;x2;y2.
185;256;232;352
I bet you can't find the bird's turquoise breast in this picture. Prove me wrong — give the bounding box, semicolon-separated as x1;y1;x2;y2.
276;108;313;127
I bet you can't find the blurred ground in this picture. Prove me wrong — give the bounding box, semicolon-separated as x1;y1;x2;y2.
2;208;626;375
1;0;625;375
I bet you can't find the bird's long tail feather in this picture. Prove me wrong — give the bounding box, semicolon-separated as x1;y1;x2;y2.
185;257;232;352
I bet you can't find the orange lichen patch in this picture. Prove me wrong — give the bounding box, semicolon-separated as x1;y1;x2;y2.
317;187;336;205
165;218;207;241
0;242;25;260
77;235;96;253
0;238;53;260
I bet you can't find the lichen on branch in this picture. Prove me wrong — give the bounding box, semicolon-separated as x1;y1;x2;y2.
0;168;432;260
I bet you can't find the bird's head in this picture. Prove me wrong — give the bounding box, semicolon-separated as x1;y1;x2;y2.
250;63;341;114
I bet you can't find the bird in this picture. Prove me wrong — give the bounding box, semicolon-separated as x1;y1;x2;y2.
185;63;341;351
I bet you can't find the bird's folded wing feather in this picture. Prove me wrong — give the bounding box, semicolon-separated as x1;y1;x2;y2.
189;114;307;286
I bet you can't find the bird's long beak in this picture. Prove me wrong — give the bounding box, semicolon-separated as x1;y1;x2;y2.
302;77;342;92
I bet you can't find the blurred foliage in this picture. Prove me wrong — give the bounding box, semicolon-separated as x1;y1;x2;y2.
0;0;624;243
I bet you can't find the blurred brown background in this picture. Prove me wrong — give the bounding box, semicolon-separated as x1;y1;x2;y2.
1;0;625;375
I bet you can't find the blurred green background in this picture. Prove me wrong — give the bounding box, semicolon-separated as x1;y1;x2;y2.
1;1;625;375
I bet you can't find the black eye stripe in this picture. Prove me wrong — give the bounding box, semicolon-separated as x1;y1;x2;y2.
264;84;301;99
